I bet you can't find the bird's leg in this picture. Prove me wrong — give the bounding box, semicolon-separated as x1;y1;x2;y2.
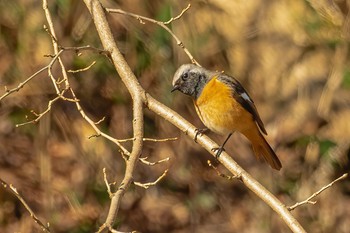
194;128;209;142
211;133;233;158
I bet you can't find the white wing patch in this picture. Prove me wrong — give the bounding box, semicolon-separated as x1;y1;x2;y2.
240;92;252;103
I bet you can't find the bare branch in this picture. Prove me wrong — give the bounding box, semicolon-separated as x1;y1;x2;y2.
108;226;139;233
139;156;170;166
144;94;307;233
163;3;191;24
61;45;109;57
0;178;51;232
0;50;63;101
76;101;130;156
0;44;106;102
84;1;307;232
49;3;129;157
116;137;178;143
142;137;178;142
105;5;200;66
134;169;168;189
103;168;113;197
83;1;145;231
207;160;241;180
94;116;106;125
15;87;79;128
0;66;47;101
43;0;71;93
68;61;96;73
16;96;61;127
288;173;348;211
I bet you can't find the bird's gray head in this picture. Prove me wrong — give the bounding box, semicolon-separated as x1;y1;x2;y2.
171;64;211;99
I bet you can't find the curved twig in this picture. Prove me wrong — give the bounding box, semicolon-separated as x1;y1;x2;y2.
288;173;348;211
0;179;51;232
105;5;200;66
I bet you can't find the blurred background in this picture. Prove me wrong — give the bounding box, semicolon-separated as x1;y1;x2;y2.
0;0;350;232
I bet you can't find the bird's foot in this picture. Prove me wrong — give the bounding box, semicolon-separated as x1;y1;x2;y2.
211;146;225;158
194;128;209;142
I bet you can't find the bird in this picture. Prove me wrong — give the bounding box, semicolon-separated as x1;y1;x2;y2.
171;64;282;170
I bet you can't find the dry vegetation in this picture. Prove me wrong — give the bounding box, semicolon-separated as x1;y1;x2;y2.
0;0;349;232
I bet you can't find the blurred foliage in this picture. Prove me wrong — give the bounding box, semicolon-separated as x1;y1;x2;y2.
342;67;350;88
0;0;350;233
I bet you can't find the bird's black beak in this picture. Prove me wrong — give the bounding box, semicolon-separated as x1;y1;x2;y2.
171;85;179;93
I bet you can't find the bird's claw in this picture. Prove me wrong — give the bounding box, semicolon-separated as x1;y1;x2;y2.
194;128;209;142
211;146;225;158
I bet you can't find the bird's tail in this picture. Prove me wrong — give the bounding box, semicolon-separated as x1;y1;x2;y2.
242;128;282;170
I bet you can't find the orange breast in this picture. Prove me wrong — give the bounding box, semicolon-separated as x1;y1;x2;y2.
194;76;254;135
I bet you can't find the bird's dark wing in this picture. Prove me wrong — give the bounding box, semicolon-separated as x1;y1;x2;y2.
218;74;268;135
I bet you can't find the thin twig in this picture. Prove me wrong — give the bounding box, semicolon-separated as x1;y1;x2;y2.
0;51;63;101
288;173;348;211
68;61;96;73
116;137;178;143
134;169;168;189
61;45;109;56
0;67;47;101
16;96;61;127
0;44;106;102
109;226;138;233
143;137;178;142
47;1;130;156
106;4;200;66
163;4;191;24
94;116;106;125
76;100;130;156
207;160;241;180
15;87;79;127
139;156;170;166
0;178;51;232
43;0;68;94
103;168;113;197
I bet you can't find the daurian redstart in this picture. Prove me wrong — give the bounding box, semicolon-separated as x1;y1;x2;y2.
171;64;282;170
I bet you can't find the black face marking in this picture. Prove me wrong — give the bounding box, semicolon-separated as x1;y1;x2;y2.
192;73;206;99
172;65;210;100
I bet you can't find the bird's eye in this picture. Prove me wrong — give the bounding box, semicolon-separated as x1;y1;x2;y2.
181;72;189;81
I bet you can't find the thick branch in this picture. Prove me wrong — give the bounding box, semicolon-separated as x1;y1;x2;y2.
144;93;306;233
83;0;144;230
83;1;306;232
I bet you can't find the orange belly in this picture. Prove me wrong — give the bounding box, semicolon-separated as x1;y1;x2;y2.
194;76;254;135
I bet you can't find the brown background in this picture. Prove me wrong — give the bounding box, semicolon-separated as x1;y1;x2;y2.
0;0;349;232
